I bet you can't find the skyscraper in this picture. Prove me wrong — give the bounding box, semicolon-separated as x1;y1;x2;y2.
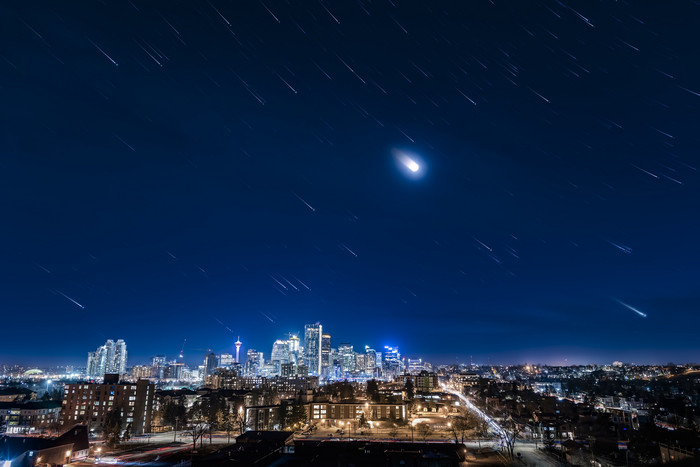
288;334;301;364
244;349;263;376
304;323;322;375
271;339;291;364
321;333;331;373
382;345;403;378
338;343;355;373
204;352;218;377
112;339;127;375
87;339;127;378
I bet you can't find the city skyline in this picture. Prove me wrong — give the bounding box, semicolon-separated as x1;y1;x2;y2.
2;2;699;366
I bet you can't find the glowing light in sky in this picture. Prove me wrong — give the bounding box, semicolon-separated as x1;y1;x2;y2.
392;149;425;179
403;156;420;172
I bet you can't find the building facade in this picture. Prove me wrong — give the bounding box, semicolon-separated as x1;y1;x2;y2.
60;376;155;434
0;401;61;434
87;339;127;378
304;323;322;375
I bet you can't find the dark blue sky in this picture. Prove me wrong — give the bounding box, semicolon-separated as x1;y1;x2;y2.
1;1;699;366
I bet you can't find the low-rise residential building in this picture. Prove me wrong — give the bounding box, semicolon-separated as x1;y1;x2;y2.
0;400;61;433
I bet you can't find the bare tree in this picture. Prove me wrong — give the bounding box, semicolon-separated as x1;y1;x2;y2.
416;422;432;440
500;413;523;460
388;423;400;439
449;409;478;445
185;401;207;451
233;406;247;435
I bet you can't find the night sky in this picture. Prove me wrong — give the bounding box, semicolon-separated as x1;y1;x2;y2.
2;1;699;367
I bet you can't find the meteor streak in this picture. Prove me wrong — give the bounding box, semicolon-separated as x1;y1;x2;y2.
616;300;647;318
293;192;315;211
55;290;85;309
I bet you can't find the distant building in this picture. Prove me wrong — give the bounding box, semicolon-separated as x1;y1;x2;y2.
0;388;37;403
0;400;61;434
207;372;318;394
280;363;297;377
164;362;185;380
321;334;331;374
401;371;439;392
87;339;127;378
244;349;263;377
304;323;322;375
151;355;166;367
219;353;235;367
247;401;407;431
131;365;152;380
60;375;155;434
271;339;291;375
407;358;424;374
309;402;407;424
382;346;402;378
204;352;219;378
338;343;355;373
288;335;301;364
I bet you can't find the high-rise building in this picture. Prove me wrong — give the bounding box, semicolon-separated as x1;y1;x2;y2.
271;340;290;364
204;352;218;377
382;346;403;378
87;339;127;378
321;334;331;373
407;358;424;374
338;343;355;373
304;323;322;375
244;349;263;376
112;340;127;375
288;334;301;364
151;355;166;367
164;362;185;380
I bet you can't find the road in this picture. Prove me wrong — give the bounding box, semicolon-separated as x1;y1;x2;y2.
443;385;564;466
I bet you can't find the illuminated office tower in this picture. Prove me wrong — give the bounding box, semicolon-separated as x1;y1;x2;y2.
304;323;322;375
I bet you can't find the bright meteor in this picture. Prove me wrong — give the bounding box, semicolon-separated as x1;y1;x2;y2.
392;149;425;178
616;299;647;318
403;156;420;172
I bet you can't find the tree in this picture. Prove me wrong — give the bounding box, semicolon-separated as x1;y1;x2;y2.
388;423;400;439
449;409;478;445
416;422;432;440
122;423;132;442
159;399;186;429
231;407;248;434
366;380;380;403
321;381;355;402
185;401;208;451
500;413;523;460
358;413;369;428
217;409;235;443
103;409;122;448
